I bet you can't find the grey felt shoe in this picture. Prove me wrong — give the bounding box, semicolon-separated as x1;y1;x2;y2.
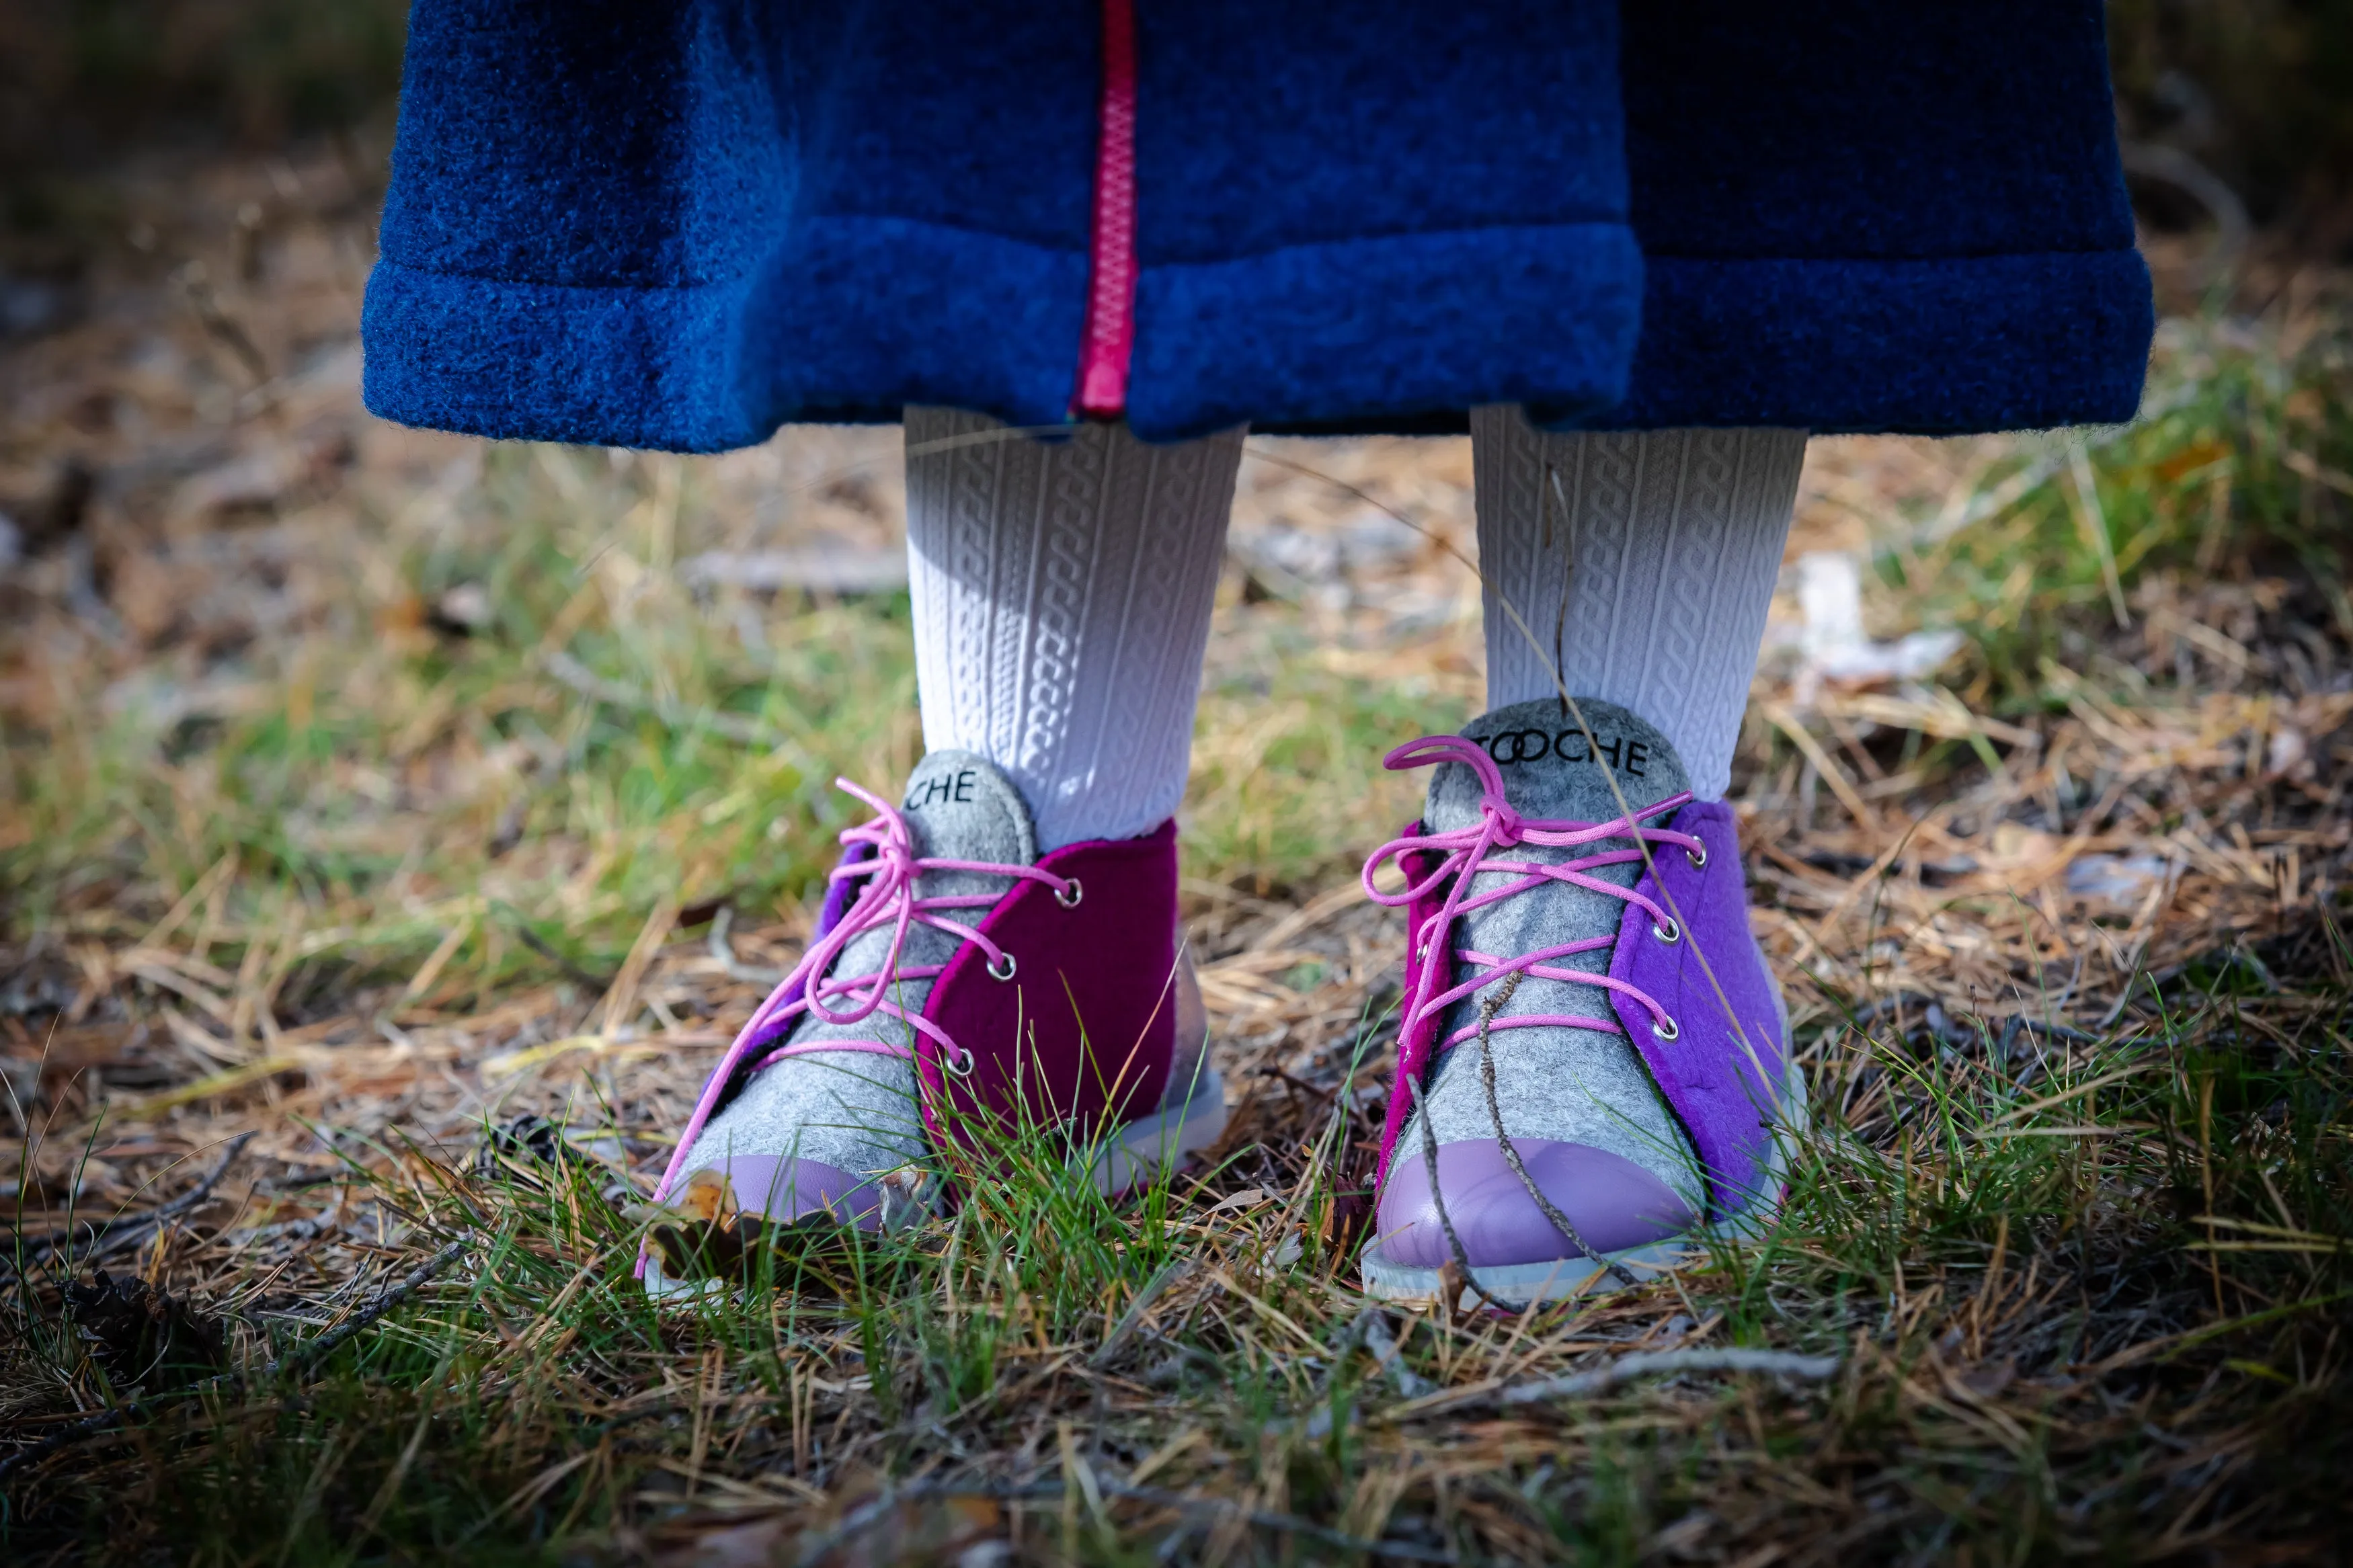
664;749;1033;1239
640;749;1221;1296
1396;702;1708;1210
1357;698;1804;1308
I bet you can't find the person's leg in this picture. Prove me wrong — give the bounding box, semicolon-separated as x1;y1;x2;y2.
1361;411;1807;1308
905;409;1245;850
647;414;1241;1287
1471;409;1805;799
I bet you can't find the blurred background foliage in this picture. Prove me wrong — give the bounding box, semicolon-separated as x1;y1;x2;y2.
3;1;2353;255
2108;0;2353;252
1;0;405;163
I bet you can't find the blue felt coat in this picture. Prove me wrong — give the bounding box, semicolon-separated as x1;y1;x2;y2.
362;1;2154;451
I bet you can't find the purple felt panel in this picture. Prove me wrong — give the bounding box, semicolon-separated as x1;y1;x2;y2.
709;1153;887;1231
811;838;875;940
1607;800;1789;1219
738;836;875;1063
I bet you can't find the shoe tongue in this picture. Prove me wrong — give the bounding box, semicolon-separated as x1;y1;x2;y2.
895;749;1037;870
1417;699;1693;1056
797;751;1036;1024
1427;698;1689;834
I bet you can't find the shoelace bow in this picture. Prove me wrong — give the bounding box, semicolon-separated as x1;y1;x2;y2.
649;776;1075;1206
1364;735;1704;1054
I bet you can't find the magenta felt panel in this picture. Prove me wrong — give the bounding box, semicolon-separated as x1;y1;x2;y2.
916;821;1180;1165
1374;830;1444;1189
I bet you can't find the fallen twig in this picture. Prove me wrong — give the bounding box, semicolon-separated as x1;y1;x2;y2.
791;1476;1457;1566
707;907;788;986
506;919;617;993
0;1233;473;1483
542;649;767;744
1843;995;2104;1050
1361;1309;1435;1399
1090;1257;1196;1370
1302;1308;1436;1439
8;1131;256;1270
1398;1346;1842;1419
260;1234;473;1377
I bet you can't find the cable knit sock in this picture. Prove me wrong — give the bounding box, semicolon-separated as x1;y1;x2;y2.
1470;409;1806;800
904;408;1245;851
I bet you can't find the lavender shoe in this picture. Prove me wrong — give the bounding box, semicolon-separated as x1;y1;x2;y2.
1357;699;1806;1309
639;751;1226;1296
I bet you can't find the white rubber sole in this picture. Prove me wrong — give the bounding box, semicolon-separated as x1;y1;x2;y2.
1359;1233;1704;1306
642;1258;729;1303
1359;997;1810;1311
1081;1066;1230;1196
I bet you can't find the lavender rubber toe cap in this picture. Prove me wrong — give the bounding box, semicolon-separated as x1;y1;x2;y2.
1373;1139;1698;1268
706;1155;887;1231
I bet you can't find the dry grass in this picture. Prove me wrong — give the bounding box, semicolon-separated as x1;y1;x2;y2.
3;145;2351;1565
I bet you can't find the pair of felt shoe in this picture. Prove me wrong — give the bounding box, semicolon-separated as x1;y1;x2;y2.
641;698;1806;1309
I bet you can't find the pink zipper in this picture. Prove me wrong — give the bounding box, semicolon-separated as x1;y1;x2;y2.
1072;0;1138;418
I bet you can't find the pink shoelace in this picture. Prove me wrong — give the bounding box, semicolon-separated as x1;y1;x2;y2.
1362;735;1706;1058
647;777;1077;1208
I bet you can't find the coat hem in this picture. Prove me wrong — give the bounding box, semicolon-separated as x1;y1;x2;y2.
362;224;2153;450
1127;220;1644;441
363;216;1093;452
1540;248;2157;436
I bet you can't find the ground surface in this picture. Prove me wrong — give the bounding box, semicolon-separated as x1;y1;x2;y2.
3;147;2350;1565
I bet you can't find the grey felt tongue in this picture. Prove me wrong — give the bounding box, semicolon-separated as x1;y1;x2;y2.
1427;697;1689;835
1407;698;1705;1210
679;751;1036;1198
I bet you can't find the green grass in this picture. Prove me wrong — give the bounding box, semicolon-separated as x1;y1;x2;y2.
7;940;2348;1562
5;291;2353;1561
2;431;1464;1020
1887;308;2353;714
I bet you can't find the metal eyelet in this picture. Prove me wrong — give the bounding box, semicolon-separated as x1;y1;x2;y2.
1652;1015;1680;1042
1054;877;1084;909
1652;917;1681;944
986;951;1017;982
944;1047;976;1078
1686;843;1708;869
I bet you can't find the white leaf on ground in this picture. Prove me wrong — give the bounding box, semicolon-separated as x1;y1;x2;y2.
1794;550;1966;690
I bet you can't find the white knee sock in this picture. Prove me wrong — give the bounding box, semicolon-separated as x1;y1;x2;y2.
904;409;1244;851
1470;409;1806;800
